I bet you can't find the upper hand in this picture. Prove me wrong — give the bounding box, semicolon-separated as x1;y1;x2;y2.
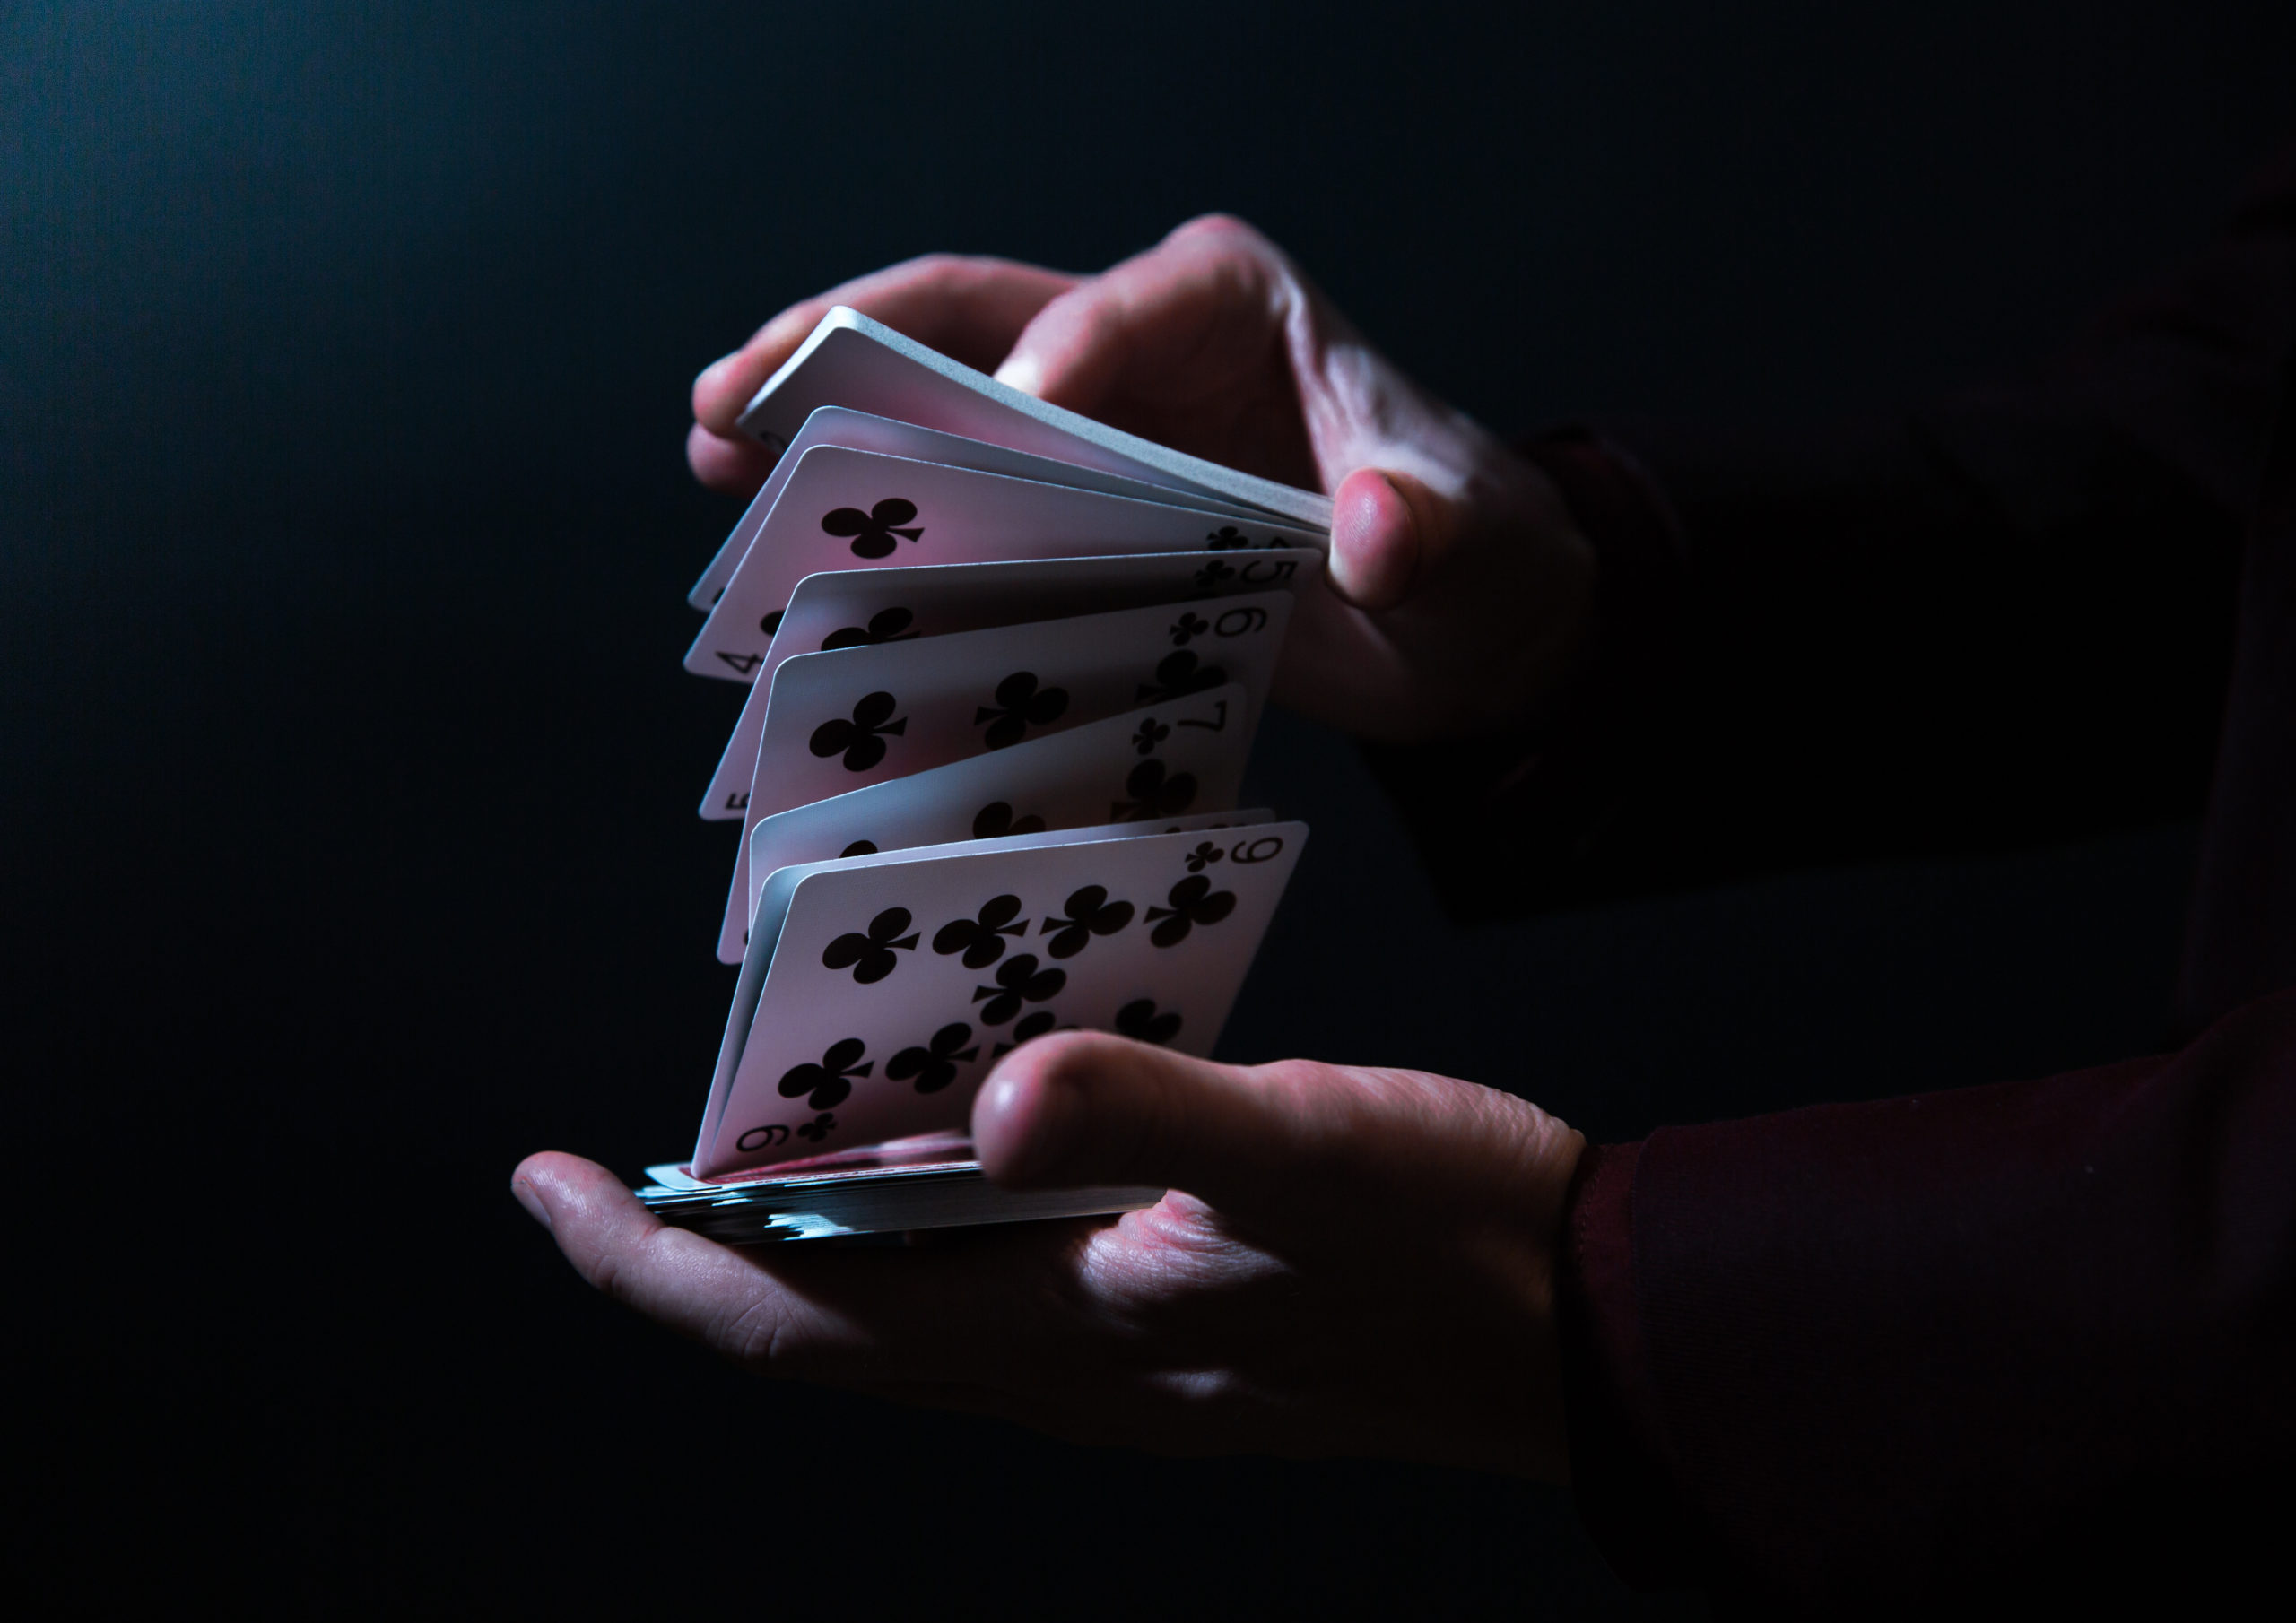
688;219;1596;743
513;1032;1584;1478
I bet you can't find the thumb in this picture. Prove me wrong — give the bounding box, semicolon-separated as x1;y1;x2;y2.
971;1032;1322;1216
1327;466;1467;612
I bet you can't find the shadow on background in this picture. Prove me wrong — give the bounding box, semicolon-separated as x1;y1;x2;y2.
6;1;2291;1612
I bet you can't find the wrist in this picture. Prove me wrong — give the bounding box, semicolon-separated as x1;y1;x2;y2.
1514;428;1687;730
1358;429;1687;922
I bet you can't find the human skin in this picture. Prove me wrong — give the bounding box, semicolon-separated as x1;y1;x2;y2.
685;215;1597;744
515;1034;1585;1478
516;218;1599;1479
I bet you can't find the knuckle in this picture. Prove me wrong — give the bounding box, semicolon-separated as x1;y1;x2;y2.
1020;281;1117;353
1247;1058;1387;1169
899;249;965;281
1170;211;1262;252
577;1233;635;1302
718;1289;797;1368
1250;1056;1342;1115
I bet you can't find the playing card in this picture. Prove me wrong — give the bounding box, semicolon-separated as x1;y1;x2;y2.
685;447;1323;681
693;820;1309;1178
709;591;1291;960
696;548;1318;820
700;809;1278;1159
687;406;1280;612
714;682;1263;962
637;1138;1166;1239
729;543;1317;689
734;308;1335;530
747;591;1288;817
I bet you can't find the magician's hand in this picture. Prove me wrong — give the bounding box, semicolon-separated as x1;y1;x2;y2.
686;218;1596;744
512;1032;1584;1479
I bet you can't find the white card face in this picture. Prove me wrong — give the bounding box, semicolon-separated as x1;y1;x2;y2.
693;820;1309;1178
734;308;1335;532
685;447;1323;682
715;683;1259;962
754;546;1318;690
720;590;1290;940
709;593;1291;959
695;547;1319;820
686;407;1277;612
698;807;1282;1157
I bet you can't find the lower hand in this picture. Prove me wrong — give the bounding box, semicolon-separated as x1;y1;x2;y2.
513;1033;1583;1477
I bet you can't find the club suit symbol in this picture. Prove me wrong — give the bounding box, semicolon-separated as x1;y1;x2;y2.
991;1008;1068;1059
1204;525;1257;551
1040;885;1134;959
1144;874;1235;947
1132;717;1170;755
795;1111;839;1143
822;606;919;650
778;1037;872;1109
822;498;923;559
1190;559;1237;591
1111;758;1197;821
932;894;1030;968
975;671;1068;749
1135;649;1226;704
1183;840;1224;872
811;690;908;771
1168;612;1210;647
972;954;1065;1024
822;907;919;982
1115;998;1183;1046
887;1022;979;1094
971;801;1047;839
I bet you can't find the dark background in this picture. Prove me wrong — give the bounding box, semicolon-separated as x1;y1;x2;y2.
7;1;2292;1612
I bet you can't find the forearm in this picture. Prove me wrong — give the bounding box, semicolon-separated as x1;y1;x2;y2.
1553;984;2296;1605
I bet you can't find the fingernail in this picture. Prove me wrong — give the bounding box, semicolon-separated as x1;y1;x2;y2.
976;1072;1055;1183
992;354;1043;396
978;1073;1028;1135
510;1175;553;1232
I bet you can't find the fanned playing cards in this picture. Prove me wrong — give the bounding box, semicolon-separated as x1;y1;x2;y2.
637;308;1327;1241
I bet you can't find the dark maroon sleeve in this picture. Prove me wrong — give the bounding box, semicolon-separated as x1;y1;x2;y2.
1361;429;1690;917
1553;985;2296;1606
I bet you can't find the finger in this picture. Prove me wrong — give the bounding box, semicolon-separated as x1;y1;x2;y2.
1327;466;1439;611
512;1152;1127;1384
691;254;1078;438
686;422;780;496
992;214;1286;412
511;1151;816;1356
975;1034;1579;1227
970;1034;1369;1219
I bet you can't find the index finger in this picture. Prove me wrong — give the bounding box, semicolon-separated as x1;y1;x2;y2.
512;1151;822;1356
691;254;1080;438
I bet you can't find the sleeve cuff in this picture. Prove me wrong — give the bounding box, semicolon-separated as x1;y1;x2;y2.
1553;1138;1712;1591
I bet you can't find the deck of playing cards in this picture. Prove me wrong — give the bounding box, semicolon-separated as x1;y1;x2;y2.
636;308;1330;1242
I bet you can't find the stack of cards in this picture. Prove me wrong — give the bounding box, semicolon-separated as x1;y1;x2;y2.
636;308;1330;1241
